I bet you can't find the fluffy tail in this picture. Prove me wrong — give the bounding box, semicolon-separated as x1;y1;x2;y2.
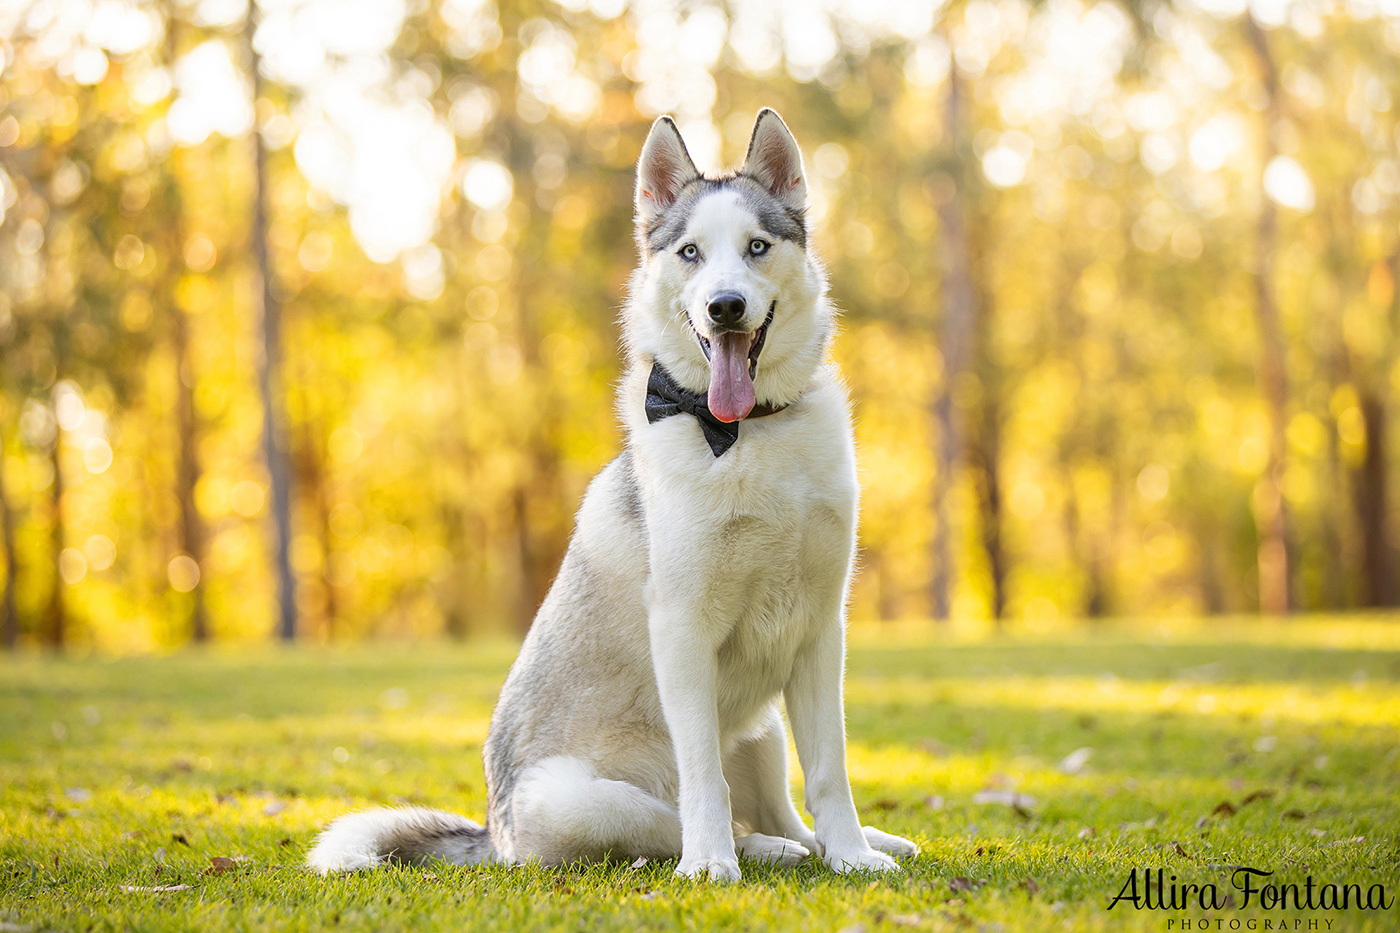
306;807;496;873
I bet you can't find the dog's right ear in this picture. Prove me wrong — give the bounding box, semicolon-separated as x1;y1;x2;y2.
635;116;699;221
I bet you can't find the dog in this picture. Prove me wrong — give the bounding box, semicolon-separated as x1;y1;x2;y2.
307;109;918;881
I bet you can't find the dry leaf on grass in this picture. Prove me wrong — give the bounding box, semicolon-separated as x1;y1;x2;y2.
205;857;237;875
971;791;1038;808
120;885;193;893
1058;747;1093;775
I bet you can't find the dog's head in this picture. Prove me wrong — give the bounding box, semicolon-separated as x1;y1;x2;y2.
624;109;830;422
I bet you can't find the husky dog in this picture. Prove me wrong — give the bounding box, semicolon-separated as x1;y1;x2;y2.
307;110;918;881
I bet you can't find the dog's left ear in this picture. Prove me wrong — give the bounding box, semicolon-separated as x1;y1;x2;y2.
742;109;807;209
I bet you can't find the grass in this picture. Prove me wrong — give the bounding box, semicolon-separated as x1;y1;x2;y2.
2;616;1399;932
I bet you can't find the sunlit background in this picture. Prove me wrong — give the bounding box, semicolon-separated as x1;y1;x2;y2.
1;0;1399;651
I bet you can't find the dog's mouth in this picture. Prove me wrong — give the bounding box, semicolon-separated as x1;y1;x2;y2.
690;302;774;423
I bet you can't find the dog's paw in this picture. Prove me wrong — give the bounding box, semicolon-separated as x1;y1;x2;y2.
676;855;742;882
735;832;811;868
824;846;902;874
862;826;919;859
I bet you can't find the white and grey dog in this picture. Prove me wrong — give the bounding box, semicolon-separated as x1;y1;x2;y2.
307;109;918;881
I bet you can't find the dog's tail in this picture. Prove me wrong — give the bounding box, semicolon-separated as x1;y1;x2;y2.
306;807;496;873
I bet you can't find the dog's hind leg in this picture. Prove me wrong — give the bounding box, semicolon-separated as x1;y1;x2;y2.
726;705;819;855
510;756;681;866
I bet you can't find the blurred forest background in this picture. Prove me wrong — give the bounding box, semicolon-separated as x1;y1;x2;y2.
1;0;1399;652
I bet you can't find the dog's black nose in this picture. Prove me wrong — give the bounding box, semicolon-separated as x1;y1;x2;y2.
707;293;746;329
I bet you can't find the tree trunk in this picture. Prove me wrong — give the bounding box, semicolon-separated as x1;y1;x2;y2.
45;428;64;649
513;486;538;636
164;3;209;644
172;302;209;641
0;425;17;649
929;63;977;622
1353;391;1396;606
297;417;338;638
246;8;297;640
1245;14;1293;614
975;391;1007;625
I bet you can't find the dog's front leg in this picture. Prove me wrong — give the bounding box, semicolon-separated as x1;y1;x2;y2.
786;620;901;874
650;606;741;882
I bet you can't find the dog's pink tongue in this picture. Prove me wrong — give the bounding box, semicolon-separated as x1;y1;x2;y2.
707;331;756;423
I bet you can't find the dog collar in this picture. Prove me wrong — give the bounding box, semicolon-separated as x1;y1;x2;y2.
644;362;788;457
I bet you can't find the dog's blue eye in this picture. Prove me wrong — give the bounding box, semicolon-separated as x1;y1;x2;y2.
749;238;770;256
679;244;698;261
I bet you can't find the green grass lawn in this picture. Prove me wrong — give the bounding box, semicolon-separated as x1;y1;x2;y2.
2;617;1399;932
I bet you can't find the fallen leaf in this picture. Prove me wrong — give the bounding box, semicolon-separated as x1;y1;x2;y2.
971;791;1038;808
171;833;189;846
206;856;237;875
872;799;899;811
120;885;193;893
1058;747;1093;775
1211;801;1237;818
1240;790;1276;806
278;838;293;847
629;857;649;869
1173;842;1190;858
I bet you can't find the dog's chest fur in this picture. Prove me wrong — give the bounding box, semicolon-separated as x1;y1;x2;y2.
627;365;857;735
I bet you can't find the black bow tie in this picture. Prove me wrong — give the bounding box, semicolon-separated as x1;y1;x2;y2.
644;363;787;457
